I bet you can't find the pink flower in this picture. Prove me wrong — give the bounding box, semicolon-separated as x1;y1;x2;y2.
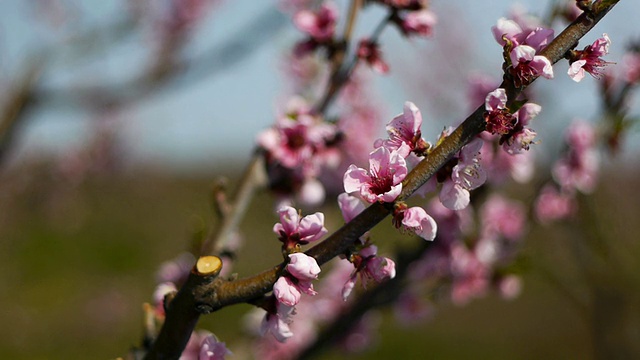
260;303;294;343
199;334;231;360
273;206;327;247
438;138;486;211
287;253;321;281
293;1;338;42
497;275;523;300
357;39;390;74
534;184;576;223
484;88;517;135
622;52;640;84
400;206;437;241
439;180;471;211
378;101;430;157
450;244;489;305
552;120;599;193
343;146;407;203
337;192;366;223
484;89;541;154
366;256;396;283
510;44;554;86
492;17;553;51
257;113;336;173
502;127;538;155
452;138;486;191
568;34;612;82
480;195;526;241
502;102;541;154
402;9;437;37
273;276;302;306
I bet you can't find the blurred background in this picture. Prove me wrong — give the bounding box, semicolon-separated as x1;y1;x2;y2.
1;0;639;359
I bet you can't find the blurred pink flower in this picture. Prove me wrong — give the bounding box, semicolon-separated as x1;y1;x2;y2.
534;184;576;223
357;39;390;74
261;303;295;343
402;9;437;37
293;1;338;42
480;194;526;241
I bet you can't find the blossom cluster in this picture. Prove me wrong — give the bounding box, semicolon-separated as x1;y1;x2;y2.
263;206;326;342
535;120;599;223
257;98;340;206
492;16;554;87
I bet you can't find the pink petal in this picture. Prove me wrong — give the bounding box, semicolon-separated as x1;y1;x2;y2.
440;180;470;210
485;88;507;112
343;165;370;194
568;60;586;82
298;212;327;242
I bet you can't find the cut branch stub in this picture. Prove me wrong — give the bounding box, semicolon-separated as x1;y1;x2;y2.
196;256;223;277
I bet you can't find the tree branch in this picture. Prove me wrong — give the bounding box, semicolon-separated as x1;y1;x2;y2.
142;2;621;358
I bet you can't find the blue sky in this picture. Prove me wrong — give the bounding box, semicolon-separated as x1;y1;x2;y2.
1;0;638;171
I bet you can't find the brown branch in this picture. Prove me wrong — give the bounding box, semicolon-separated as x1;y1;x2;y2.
143;257;222;360
142;2;621;358
314;2;390;114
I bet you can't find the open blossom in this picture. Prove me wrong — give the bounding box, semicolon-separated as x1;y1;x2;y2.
484;88;517;135
510;44;554;86
431;130;486;211
492;17;554;86
503;102;541;154
343;146;407;203
568;33;612;82
399;206;437;241
273;206;327;248
492;17;553;50
484;88;541;155
376;101;430;157
293;1;337;42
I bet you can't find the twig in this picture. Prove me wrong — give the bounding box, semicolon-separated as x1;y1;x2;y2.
201;152;267;256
